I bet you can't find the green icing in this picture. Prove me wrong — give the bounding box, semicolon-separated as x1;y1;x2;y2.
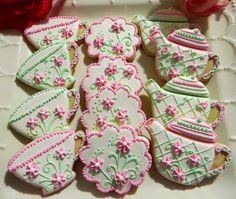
176;30;206;42
176;120;212;133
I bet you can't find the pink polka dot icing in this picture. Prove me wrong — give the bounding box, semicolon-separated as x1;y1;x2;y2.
85;17;141;61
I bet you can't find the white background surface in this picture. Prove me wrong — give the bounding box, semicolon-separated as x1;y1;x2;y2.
1;0;236;198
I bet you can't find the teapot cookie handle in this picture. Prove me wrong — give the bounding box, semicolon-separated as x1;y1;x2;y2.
66;42;80;69
206;143;232;178
76;22;88;42
74;130;86;159
208;101;225;128
66;89;80;122
202;54;219;80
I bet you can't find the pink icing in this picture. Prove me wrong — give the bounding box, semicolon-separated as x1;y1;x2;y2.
188;63;199;72
114;171;129;185
113;43;124;53
172;79;205;88
105;63;118;75
89;157;104;172
111;82;122;91
61;27;74;38
95;75;107;88
168;67;180;78
161;156;173;168
96;116;107;128
55;106;65;117
150;26;160;36
102;97;115;110
123;66;135;77
173;167;185;182
189;154;201;166
111;22;124;33
116;136;132;153
172;51;184;61
37;108;49;120
56;147;67;159
43;35;52;45
25;162;40;177
199;101;209;109
116;109;129;123
34;72;44;84
172;141;184;155
27;117;38;129
165;104;177;116
53;77;65;87
52;172;66;187
156;92;165;101
93;37;105;48
161;46;170;55
54;56;64;66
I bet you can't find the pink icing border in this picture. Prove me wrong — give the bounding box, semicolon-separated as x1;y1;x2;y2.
81;55;144;102
79;124;152;194
8;130;74;172
24;16;79;36
80;86;146;135
85;16;141;61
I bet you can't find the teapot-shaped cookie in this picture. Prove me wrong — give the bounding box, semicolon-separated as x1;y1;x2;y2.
145;77;224;127
133;8;190;56
145;117;232;186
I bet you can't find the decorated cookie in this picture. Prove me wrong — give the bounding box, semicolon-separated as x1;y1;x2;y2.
79;124;152;194
145;77;225;127
17;42;79;90
8;87;80;140
81;87;146;134
85;17;141;61
8;130;85;195
82;56;143;100
24;16;87;49
149;27;219;83
133;8;190;56
146;118;232;186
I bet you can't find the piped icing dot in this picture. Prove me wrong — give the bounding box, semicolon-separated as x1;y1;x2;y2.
167;28;209;51
163;76;209;97
166;117;216;143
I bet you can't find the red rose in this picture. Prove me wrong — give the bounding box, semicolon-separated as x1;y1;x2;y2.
0;0;53;30
180;0;230;17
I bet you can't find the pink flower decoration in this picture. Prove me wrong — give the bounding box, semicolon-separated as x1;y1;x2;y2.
161;156;173;168
102;97;115;110
55;106;65;117
93;37;105;48
199;101;209;110
156;92;165;101
172;142;184;155
188;63;199;72
111;82;122;91
37;108;49;120
161;47;170;55
54;56;64;66
123;66;135;77
95;75;107;88
114;171;129;185
111;22;124;33
173;167;185;182
89;157;104;172
165;104;177;116
173;51;184;61
52;172;66;187
116;136;132;153
56;147;67;159
116;109;128;123
105;63;117;75
189;154;201;166
168;67;180;78
61;27;73;38
25;162;40;177
53;77;65;87
34;72;44;84
26;117;38;129
96;116;107;128
113;43;124;53
43;35;52;45
150;25;160;34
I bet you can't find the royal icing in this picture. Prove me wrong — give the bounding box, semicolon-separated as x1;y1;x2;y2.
146;118;232;185
82;56;143;100
17;42;79;90
145;77;225;127
149;26;219;82
79;124;152;194
8;130;85;195
8;88;80;140
81;87;146;134
24;16;87;49
85;17;141;61
133;8;190;56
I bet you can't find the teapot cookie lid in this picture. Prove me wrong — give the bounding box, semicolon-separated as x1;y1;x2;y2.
167;28;209;51
147;8;188;22
163;76;209;98
166;117;216;143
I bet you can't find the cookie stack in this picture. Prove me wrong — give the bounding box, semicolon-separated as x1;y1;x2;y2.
6;7;232;196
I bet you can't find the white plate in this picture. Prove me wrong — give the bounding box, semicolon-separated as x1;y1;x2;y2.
1;0;236;198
